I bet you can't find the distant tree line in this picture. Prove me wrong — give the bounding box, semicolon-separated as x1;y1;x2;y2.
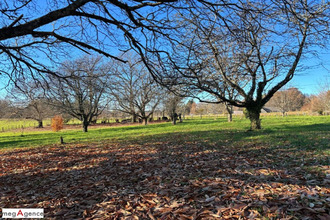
2;76;329;133
266;87;330;116
0;0;329;130
1;54;191;132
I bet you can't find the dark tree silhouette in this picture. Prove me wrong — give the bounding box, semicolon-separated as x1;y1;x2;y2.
8;81;56;128
137;0;330;129
47;56;110;132
1;1;329;130
0;0;178;81
110;55;163;125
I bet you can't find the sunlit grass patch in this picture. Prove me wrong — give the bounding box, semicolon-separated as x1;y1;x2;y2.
0;115;329;219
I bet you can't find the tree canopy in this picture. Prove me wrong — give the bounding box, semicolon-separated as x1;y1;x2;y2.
139;0;330;129
1;0;329;130
47;55;110;132
0;0;177;80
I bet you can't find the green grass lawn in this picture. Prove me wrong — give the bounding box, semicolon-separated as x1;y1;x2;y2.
1;115;329;153
1;115;329;219
0;119;52;132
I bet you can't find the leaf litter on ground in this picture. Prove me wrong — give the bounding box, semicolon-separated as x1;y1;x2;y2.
0;138;329;219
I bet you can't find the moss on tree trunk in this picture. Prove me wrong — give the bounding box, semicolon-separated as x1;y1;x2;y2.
246;106;262;130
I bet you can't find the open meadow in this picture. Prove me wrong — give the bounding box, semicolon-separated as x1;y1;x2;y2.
0;115;329;219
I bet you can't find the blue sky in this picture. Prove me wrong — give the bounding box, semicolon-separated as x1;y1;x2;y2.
291;71;329;95
0;42;328;98
1;45;329;98
1;58;328;98
290;51;330;95
0;1;329;99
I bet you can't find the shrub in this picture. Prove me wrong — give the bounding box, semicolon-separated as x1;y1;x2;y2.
51;115;64;132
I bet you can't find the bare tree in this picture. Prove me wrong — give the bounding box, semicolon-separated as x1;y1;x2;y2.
110;56;163;125
183;99;194;117
139;1;330;129
134;77;163;125
190;102;197;115
24;99;55;127
310;90;330;115
0;99;12;118
196;58;239;122
0;0;178;82
268;87;305;116
164;93;183;125
110;58;139;123
7;81;55;127
315;78;330;114
48;56;110;132
2;1;329;131
317;90;330;114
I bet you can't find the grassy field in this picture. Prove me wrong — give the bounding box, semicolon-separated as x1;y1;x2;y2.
0;118;120;132
0;115;329;151
0;111;316;132
0;119;52;132
0;115;329;219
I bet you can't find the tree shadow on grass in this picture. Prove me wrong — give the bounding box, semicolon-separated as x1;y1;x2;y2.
0;121;329;219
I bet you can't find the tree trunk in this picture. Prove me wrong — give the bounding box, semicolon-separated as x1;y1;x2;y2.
37;120;43;128
133;113;137;123
226;105;233;122
172;112;177;125
172;118;177;125
227;112;233;122
82;118;89;132
144;117;148;125
83;123;88;132
246;107;262;130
